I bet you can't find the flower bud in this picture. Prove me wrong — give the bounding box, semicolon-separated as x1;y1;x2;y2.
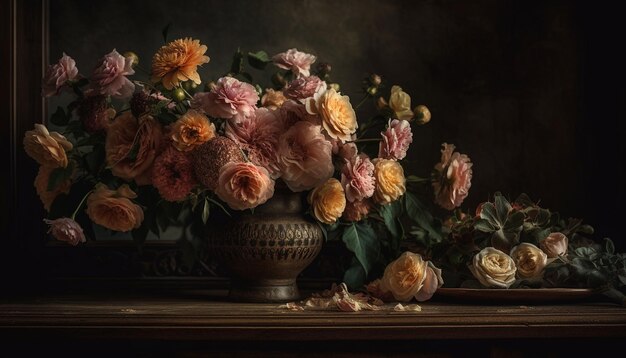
376;96;389;110
316;62;332;77
369;74;382;87
204;81;217;92
328;83;341;92
172;88;186;102
271;72;287;88
413;105;431;125
123;51;139;68
366;86;378;96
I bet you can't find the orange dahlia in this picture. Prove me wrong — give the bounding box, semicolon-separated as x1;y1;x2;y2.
151;38;210;90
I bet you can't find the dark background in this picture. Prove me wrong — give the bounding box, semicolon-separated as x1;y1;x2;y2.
2;0;624;280
47;0;624;248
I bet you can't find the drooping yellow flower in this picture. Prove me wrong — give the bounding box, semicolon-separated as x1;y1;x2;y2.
151;38;210;90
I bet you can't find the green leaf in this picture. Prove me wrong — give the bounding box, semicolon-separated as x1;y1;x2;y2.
479;202;499;228
49;106;69;126
503;211;524;232
605;238;615;255
201;197;210;224
490;229;518;253
404;191;442;243
474;219;495;232
162;22;172;43
406;175;429;183
343;257;367;290
230;49;245;75
379;199;403;239
342;222;380;276
494;193;512;223
247;51;271;70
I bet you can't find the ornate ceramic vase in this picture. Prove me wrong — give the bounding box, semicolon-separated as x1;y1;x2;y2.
208;187;323;302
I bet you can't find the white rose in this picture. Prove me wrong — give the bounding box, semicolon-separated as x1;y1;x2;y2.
469;247;517;288
510;243;548;279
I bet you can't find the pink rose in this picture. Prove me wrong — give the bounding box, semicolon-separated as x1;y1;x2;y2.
341;154;375;202
272;48;317;77
42;53;79;97
192;77;259;120
540;232;569;258
277;121;334;192
44;218;86;246
215;162;275;210
284;75;326;101
342;199;373;222
378;119;413;161
335;142;358;161
225;107;283;177
90;49;135;99
432;143;473;210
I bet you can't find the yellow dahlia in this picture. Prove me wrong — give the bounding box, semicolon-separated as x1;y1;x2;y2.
151;38;210;90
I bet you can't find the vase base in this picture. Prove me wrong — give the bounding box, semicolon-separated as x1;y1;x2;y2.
228;279;300;303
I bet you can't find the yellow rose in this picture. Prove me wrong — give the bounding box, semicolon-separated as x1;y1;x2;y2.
34;165;72;212
469;247;517;288
317;88;358;142
388;85;413;121
380;252;443;302
23;124;73;168
510;243;548;279
170;109;215;152
307;178;346;224
372;159;406;205
85;184;144;232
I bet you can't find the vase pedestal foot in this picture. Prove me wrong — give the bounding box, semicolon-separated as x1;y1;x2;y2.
229;279;300;303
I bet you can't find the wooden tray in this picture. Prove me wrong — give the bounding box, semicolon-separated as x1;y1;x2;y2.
434;288;596;303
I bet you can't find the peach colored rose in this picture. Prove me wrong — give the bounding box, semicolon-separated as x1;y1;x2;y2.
23;124;73;168
85;184;144;232
277;121;334;192
105;112;163;185
510;243;548;279
170;110;215;152
432;143;473;210
312;88;358;143
307;178;346;224
34;165;72;212
44;218;85;246
90;49;135;99
215;162;275;210
365;279;395;302
380;251;443;302
342;199;372;222
272;48;317;77
261;89;287;110
341;154;375;202
42;53;79;97
469;247;517;288
378;119;413;161
388;85;413;121
540;232;569;258
372;159;406;205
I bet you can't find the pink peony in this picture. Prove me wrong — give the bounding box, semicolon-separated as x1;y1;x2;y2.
278;100;321;128
215;162;275;210
192;77;259;120
90;49;135;99
378;119;413;161
432;143;473;210
225;107;283;177
341;154;375;202
44;218;86;246
42;53;79;97
152;145;197;202
277;121;334;192
342;199;373;222
272;48;317;77
284;75;326;101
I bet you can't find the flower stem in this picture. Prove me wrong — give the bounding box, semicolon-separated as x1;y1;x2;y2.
351;138;381;143
70;190;93;220
354;94;369;110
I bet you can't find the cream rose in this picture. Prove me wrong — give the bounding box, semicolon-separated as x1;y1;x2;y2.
539;232;568;258
315;88;358;142
388;85;413;121
372;159;406;205
380;252;443;302
23;124;73;168
307;178;346;224
510;243;548;279
85;184;144;232
469;247;517;288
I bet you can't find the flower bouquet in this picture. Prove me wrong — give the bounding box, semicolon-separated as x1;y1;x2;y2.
25;30;625;305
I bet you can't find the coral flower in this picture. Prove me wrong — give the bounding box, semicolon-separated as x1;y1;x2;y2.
151;38;210;90
170;109;216;152
23;124;73;168
85;184;144;232
215;162;275;210
152;145;197;201
44;218;86;246
432;143;473;210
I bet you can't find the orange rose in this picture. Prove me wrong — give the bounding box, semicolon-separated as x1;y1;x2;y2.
372;159;406;205
85;184;144;232
23;124;73;168
170;110;215;152
307;178;346;224
315;88;358;142
261;89;287;110
105;112;163;185
34;165;72;212
151;38;210;90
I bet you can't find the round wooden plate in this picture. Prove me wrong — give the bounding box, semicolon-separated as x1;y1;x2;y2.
434;288;596;303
